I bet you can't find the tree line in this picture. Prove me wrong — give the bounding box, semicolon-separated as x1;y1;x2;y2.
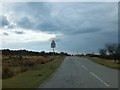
78;43;119;64
1;49;70;56
99;43;120;63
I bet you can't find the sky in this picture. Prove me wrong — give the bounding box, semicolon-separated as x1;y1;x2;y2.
0;2;118;54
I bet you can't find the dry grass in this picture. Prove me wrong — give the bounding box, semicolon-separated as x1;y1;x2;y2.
84;56;120;70
2;64;14;79
2;55;56;79
2;56;64;88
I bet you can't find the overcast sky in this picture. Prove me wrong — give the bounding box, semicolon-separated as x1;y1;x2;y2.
0;2;118;54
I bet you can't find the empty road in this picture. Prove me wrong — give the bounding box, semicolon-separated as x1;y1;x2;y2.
39;56;118;88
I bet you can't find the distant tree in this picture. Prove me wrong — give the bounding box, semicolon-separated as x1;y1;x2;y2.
40;51;46;56
99;49;107;57
60;52;69;56
117;45;120;63
80;54;84;56
105;43;119;62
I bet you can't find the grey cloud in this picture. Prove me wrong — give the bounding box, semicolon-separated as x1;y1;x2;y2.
2;2;118;54
3;32;9;36
17;17;34;29
0;15;9;27
72;28;101;35
7;24;16;29
37;20;61;32
4;2;117;35
27;2;51;15
49;38;62;43
14;31;25;35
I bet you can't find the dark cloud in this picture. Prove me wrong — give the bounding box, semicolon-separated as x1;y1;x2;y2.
72;28;101;34
2;2;118;53
3;32;9;36
17;17;34;29
7;24;16;29
0;15;9;27
14;31;25;35
38;21;61;32
39;22;55;31
4;2;117;35
27;2;51;15
49;38;62;43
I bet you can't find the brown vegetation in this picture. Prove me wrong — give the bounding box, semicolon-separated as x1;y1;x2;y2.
2;64;14;79
2;49;69;79
2;55;55;79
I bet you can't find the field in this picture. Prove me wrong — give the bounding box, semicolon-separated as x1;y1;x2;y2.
2;55;64;88
84;56;120;70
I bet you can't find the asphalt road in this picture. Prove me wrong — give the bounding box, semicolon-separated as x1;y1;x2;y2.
39;56;118;88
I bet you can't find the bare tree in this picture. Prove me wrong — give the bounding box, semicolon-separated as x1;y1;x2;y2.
99;49;107;57
105;43;119;62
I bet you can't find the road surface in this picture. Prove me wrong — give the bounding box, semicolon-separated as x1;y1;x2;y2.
39;56;118;88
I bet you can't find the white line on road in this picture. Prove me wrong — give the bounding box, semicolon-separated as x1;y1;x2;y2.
90;72;110;87
81;65;88;70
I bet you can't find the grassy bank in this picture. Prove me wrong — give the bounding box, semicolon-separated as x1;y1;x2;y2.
2;56;64;88
84;56;120;70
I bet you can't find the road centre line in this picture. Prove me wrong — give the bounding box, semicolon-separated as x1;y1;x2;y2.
76;59;88;70
77;59;110;87
81;65;88;70
90;72;110;87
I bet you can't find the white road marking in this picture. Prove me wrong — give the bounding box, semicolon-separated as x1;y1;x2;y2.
90;72;110;87
81;65;88;70
76;58;110;87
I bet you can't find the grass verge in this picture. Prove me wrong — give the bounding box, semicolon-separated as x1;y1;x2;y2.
2;56;64;88
83;56;120;70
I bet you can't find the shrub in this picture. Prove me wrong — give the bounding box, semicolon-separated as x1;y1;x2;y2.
18;55;23;59
20;67;28;72
41;60;46;64
2;64;14;79
22;59;35;66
